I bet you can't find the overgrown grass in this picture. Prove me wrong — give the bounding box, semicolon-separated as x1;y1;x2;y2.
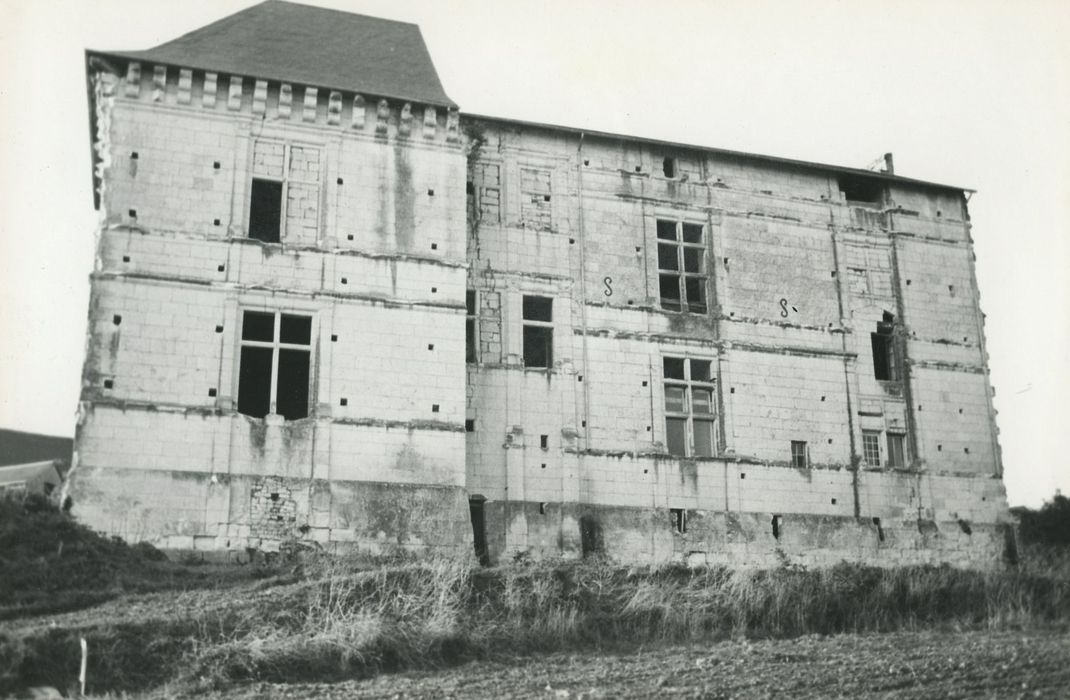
0;494;278;621
2;496;1068;696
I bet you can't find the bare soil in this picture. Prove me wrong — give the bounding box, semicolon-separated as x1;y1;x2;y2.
194;629;1069;699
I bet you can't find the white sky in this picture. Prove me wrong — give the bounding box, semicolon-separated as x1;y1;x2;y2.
0;0;1067;507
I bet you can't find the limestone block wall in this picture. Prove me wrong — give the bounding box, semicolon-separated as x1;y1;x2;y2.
71;60;470;553
463;117;1011;568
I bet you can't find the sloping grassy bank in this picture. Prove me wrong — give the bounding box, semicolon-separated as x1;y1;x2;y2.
0;495;280;622
2;495;1068;696
3;549;1068;696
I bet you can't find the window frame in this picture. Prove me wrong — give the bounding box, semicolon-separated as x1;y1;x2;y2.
790;440;809;468
521;295;554;369
248;139;322;244
886;432;907;468
237;309;314;421
656;218;708;314
861;430;882;467
662;356;718;458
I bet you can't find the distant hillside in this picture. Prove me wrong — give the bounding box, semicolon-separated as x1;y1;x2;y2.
0;429;73;467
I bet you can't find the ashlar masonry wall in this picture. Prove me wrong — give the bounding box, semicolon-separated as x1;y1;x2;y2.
70;60;471;554
463;117;1012;568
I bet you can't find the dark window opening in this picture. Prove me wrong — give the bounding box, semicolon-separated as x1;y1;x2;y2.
249;179;283;243
656;219;707;314
523;327;552;368
772;514;783;540
873;517;885;542
280;315;311;344
469;497;489;566
791;440;808;468
540;434;549;449
523;295;552;322
237;310;312;421
670;508;686;533
871;313;899;381
276;348;310;419
659;275;682;311
887;433;906;468
663;157;676;178
466;290;477;364
242;311;274;341
523;295;553;368
465;419;475;432
237;346;272;418
838;175;883;206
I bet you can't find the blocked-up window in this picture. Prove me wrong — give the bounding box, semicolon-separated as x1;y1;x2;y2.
657;220;707;313
847;267;870;295
522;295;553;368
663;357;717;457
871;314;899;381
520;167;552;230
887;433;906;468
238;310;312;420
862;430;882;466
790;440;808;468
249;140;321;244
466;290;478;364
470;162;501;224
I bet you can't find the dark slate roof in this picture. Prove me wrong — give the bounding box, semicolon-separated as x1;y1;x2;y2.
464;113;973;194
0;429;73;468
94;0;456;109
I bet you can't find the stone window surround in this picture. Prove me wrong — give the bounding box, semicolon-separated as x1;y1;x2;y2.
662;355;717;458
246;137;325;244
655;217;709;314
228;296;322;420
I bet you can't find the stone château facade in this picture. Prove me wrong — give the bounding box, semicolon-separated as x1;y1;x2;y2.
69;0;1013;568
